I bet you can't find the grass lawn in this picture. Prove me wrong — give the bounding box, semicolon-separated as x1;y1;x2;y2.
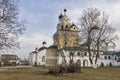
0;67;120;80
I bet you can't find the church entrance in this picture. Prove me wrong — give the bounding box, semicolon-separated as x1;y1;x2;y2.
83;60;88;67
76;60;81;66
76;60;81;72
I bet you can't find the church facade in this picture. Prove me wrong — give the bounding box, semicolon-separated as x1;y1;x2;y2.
29;41;47;66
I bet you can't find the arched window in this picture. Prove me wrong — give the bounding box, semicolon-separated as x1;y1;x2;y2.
108;56;111;59
42;56;46;62
118;58;120;62
70;52;74;56
77;52;80;56
109;62;112;67
61;25;63;30
115;56;117;60
66;25;68;29
101;62;104;67
76;60;81;65
104;56;107;59
69;52;74;60
84;52;87;56
74;27;75;29
83;60;88;67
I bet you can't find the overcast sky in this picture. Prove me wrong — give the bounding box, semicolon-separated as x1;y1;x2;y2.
11;0;120;59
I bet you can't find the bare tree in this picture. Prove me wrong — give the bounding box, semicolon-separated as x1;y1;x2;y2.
0;0;25;50
79;8;118;66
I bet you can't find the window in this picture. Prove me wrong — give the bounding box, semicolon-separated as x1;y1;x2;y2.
69;52;74;60
101;62;104;67
104;56;107;59
115;56;117;60
74;27;75;29
77;52;80;56
61;25;63;30
108;56;111;59
66;25;68;29
70;52;74;56
42;56;46;62
118;58;120;62
84;52;87;56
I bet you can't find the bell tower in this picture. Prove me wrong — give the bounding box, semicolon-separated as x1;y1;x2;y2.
53;9;80;49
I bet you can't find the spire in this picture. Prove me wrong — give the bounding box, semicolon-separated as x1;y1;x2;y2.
35;47;38;52
64;9;67;12
58;13;63;19
64;8;67;16
57;9;70;31
72;23;75;26
42;41;47;47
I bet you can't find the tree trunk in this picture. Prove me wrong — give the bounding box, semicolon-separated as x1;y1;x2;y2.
95;42;99;67
88;46;93;65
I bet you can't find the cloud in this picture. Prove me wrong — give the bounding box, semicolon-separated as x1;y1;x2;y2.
90;0;120;29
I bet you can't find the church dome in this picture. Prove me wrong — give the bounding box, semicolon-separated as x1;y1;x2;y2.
42;41;47;45
59;13;63;19
64;9;67;12
38;47;47;51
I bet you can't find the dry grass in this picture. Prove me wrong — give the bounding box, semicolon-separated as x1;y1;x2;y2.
0;67;119;80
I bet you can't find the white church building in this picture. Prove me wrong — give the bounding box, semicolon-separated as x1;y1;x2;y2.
29;41;47;66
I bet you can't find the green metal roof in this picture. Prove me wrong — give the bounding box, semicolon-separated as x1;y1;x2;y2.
103;51;116;55
113;52;120;57
48;45;57;49
48;45;118;55
60;46;88;51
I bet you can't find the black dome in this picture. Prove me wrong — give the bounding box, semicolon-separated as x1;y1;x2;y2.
59;13;63;19
42;41;46;44
38;47;47;51
64;9;67;12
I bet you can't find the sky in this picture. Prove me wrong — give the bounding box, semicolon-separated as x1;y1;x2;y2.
11;0;120;59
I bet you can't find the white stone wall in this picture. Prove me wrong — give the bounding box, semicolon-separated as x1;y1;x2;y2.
29;49;47;66
37;49;47;66
97;55;120;67
29;53;36;65
57;50;120;67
